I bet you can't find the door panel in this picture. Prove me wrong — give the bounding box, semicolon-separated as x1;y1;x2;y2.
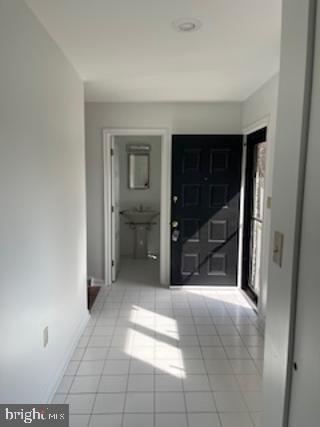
171;135;242;286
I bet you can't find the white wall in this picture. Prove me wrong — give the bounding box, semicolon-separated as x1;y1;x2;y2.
262;0;315;425
241;74;279;317
288;3;320;424
85;102;242;280
116;136;161;257
0;0;87;403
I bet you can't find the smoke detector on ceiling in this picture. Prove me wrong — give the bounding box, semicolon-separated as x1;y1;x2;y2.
172;18;202;33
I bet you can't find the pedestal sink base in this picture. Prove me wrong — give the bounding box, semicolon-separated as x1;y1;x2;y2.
133;225;149;259
121;208;159;260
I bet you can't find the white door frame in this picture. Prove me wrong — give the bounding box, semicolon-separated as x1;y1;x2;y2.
110;137;120;282
237;137;247;289
103;128;171;286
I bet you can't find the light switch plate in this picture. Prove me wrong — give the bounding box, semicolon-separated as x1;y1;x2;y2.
267;197;272;209
273;231;284;267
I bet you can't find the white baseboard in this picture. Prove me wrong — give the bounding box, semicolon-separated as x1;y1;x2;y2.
92;278;107;286
44;310;90;403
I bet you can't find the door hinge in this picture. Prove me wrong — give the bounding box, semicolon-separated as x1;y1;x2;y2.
112;260;115;267
111;205;114;213
110;148;114;156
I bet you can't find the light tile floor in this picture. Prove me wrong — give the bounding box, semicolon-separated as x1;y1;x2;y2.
53;258;264;427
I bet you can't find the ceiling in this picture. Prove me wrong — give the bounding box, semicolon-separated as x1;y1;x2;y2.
26;0;281;102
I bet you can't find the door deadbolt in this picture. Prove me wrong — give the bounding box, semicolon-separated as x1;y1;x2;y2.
172;220;179;228
172;229;180;242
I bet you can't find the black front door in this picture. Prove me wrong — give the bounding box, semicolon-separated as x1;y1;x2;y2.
171;135;242;286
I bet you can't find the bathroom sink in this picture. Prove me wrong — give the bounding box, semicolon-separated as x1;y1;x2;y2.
122;209;159;224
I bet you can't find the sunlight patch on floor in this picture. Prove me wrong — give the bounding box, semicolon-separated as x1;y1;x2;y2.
185;288;254;310
125;305;186;378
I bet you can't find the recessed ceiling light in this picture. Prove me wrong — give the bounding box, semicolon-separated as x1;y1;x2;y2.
172;18;202;33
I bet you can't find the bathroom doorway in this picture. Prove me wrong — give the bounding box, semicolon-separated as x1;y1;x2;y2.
103;129;171;286
114;135;161;284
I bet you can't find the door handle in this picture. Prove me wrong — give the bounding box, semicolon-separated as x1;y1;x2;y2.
172;229;180;242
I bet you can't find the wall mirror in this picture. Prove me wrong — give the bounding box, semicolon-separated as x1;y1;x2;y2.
127;144;150;189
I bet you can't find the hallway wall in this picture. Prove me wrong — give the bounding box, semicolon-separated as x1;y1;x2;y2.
85;102;242;280
288;3;320;423
0;0;88;403
262;0;316;425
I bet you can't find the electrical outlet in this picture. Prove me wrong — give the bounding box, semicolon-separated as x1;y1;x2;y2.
273;231;284;267
43;326;49;348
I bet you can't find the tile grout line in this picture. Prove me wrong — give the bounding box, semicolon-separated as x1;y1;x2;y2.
189;290;221;425
121;285;142;427
84;287;111;426
173;288;190;427
202;290;223;427
220;295;262;424
87;284;123;427
63;287;103;412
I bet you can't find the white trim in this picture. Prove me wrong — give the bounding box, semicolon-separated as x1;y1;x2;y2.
103;128;171;286
103;134;113;286
242;115;270;135
170;286;242;291
240;289;263;317
91;277;108;286
237;137;247;288
110;136;117;281
45;310;90;403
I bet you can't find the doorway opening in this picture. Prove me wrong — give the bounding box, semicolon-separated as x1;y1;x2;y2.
114;135;161;285
103;129;171;287
242;127;267;304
